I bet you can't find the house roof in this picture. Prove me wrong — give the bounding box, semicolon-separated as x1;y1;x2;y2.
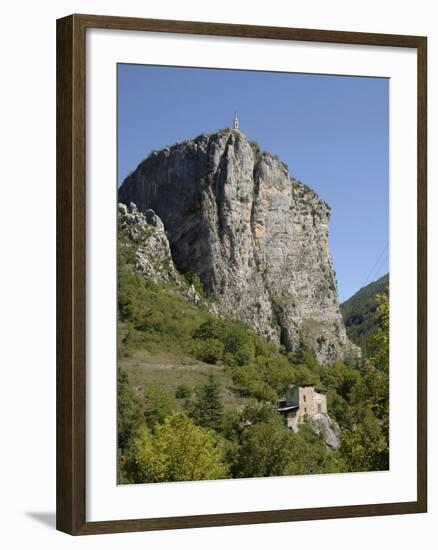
277;404;299;412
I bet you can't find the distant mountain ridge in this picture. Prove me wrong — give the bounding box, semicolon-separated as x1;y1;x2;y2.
340;273;389;355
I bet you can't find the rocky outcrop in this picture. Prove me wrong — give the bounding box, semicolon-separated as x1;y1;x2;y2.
118;202;214;311
118;202;180;286
119;129;359;363
308;413;341;449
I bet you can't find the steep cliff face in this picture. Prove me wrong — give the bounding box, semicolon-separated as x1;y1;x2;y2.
119;129;358;363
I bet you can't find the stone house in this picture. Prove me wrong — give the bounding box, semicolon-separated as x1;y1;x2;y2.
277;384;328;431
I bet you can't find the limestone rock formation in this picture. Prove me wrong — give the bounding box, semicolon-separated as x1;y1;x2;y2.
118;202;214;311
119;129;359;363
118;202;179;286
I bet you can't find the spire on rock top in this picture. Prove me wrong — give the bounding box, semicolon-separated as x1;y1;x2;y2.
233;112;239;131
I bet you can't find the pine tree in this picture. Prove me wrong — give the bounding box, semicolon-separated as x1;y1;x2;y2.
194;373;223;430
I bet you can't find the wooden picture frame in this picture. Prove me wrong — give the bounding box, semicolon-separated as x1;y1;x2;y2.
56;13;427;535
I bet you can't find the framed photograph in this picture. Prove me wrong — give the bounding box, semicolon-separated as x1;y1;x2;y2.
56;14;427;535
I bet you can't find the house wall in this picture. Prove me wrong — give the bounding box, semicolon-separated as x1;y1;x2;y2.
282;385;327;430
298;386;327;418
313;392;327;414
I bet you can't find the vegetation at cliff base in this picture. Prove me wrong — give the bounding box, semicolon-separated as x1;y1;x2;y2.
117;229;390;483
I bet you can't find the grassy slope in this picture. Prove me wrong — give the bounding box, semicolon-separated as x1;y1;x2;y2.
120;350;252;413
340;273;389;355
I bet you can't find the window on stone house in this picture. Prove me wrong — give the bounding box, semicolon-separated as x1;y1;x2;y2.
318;403;322;413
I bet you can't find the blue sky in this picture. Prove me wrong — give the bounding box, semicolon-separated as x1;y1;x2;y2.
118;64;389;302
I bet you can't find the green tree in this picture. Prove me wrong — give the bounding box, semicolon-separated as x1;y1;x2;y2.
192;373;223;430
117;368;143;483
132;413;228;482
117;368;142;450
175;383;192;399
326;390;352;429
236;417;294;477
321;361;361;401
241;402;279;425
231;364;278;403
339;294;390;471
183;271;207;297
260;354;296;395
285;420;341;475
340;273;389;354
221;322;255;366
143;384;177;428
193;318;255;367
339;408;388;472
288;350;322;387
368;293;389;372
195;338;224;364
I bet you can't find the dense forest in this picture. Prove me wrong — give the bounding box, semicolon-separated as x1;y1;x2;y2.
117;228;390;483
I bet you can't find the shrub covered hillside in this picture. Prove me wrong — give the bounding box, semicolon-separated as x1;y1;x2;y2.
341;273;389;356
118;223;389;483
